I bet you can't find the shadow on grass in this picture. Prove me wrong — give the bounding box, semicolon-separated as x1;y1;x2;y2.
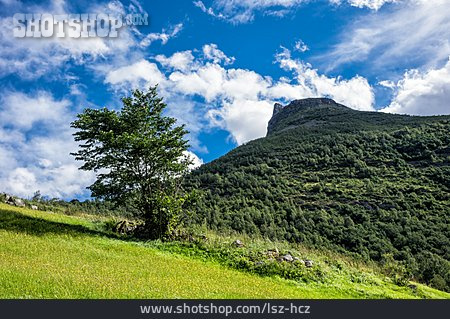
0;208;120;239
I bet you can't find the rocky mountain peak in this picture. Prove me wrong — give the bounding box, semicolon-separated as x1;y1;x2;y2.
267;98;347;135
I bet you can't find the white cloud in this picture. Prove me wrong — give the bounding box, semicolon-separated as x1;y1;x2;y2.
193;0;224;19
0;0;141;79
169;63;226;102
155;51;195;72
0;91;70;130
330;0;397;10
208;99;273;145
105;59;166;88
184;151;204;169
273;47;375;111
140;23;183;47
294;39;309;52
168;65;272;144
380;58;450;115
202;44;235;65
118;45;375;144
378;80;396;89
321;0;450;72
194;0;306;24
194;0;398;24
0;91;95;199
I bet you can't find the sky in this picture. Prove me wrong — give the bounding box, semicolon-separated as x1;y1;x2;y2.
0;0;449;199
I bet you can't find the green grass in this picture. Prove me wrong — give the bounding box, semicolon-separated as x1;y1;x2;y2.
0;204;448;299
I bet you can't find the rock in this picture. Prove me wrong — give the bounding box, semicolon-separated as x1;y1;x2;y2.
304;260;313;268
13;198;25;207
273;103;284;116
282;254;294;262
4;195;26;207
31;205;38;210
255;261;264;266
267;98;343;135
4;195;15;205
233;239;244;247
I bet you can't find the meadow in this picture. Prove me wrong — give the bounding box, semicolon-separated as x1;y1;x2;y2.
0;203;448;299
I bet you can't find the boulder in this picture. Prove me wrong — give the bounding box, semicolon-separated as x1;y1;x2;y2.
31;205;38;210
282;254;294;262
233;239;244;248
5;195;14;205
13;198;25;207
3;195;26;207
304;260;313;268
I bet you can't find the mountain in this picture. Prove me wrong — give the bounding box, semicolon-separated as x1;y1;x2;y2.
187;98;450;291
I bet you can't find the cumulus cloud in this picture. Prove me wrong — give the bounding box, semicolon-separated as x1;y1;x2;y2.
0;91;95;199
202;43;235;65
0;91;71;130
168;64;273;144
321;0;450;72
273;47;375;111
208;99;273;145
380;58;450;115
155;51;195;72
105;59;166;88
168;63;226;102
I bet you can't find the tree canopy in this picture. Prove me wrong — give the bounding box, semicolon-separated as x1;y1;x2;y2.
71;87;192;238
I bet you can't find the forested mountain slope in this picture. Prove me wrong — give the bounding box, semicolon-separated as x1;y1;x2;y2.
186;98;450;291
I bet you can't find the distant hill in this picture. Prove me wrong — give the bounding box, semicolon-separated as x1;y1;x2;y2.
187;98;450;291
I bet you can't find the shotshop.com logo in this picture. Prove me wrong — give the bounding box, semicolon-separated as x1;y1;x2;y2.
12;13;148;38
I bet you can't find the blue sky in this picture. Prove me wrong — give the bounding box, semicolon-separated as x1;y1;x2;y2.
0;0;449;199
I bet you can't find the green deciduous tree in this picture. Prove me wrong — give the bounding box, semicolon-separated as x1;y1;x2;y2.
71;86;193;239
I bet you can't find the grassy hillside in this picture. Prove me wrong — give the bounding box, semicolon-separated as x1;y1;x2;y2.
186;99;450;291
0;204;448;299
